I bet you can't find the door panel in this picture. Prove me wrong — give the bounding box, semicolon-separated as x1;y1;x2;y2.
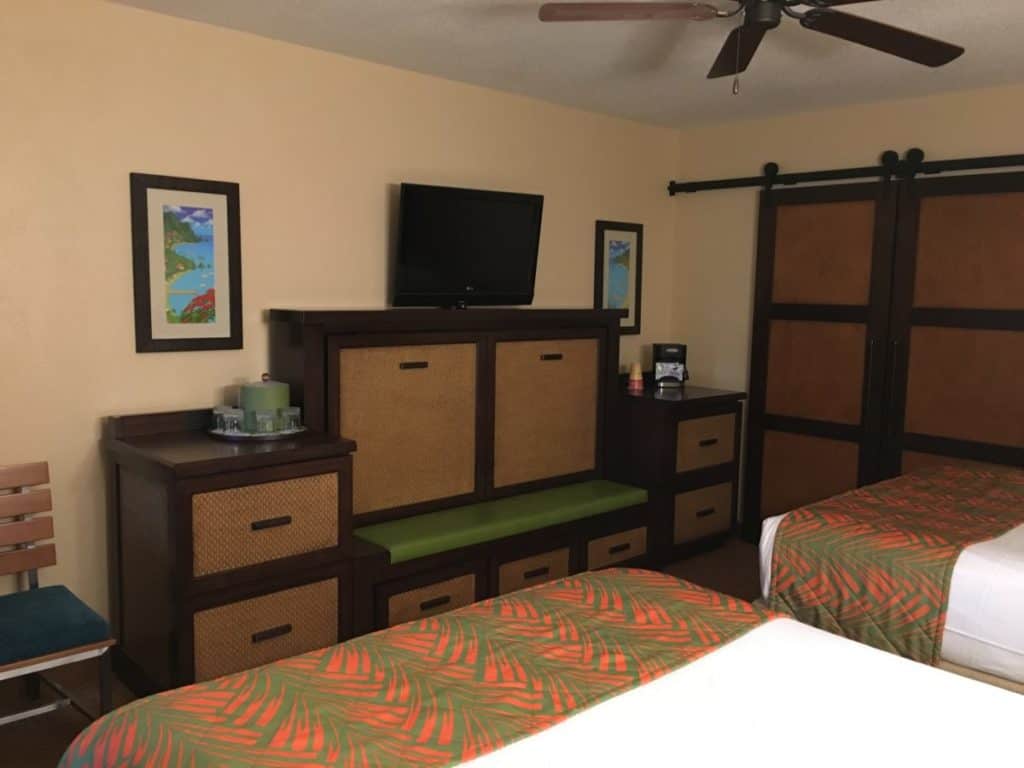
901;451;999;475
904;327;1024;447
772;200;876;305
914;193;1024;309
765;321;866;425
744;183;896;539
760;431;860;520
887;174;1024;474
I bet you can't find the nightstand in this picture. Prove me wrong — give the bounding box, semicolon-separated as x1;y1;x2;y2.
618;385;746;564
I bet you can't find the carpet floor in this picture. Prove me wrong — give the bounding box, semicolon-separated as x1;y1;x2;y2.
0;538;760;768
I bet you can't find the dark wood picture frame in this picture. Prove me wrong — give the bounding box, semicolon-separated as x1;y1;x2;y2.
594;220;643;335
130;173;242;353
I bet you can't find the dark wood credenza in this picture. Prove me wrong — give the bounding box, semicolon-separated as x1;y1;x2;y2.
270;309;663;633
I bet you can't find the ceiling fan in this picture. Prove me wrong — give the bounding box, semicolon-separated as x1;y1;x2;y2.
537;1;965;79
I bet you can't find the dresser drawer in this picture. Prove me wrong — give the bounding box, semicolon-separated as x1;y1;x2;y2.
674;483;733;544
338;343;477;516
193;578;338;682
192;472;339;578
494;338;599;488
387;574;477;627
498;548;570;594
586;527;647;570
676;414;736;472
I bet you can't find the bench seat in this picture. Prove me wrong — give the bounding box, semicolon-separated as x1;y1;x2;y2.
356;480;648;564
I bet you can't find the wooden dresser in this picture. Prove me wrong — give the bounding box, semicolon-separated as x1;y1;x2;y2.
619;385;746;560
105;410;355;695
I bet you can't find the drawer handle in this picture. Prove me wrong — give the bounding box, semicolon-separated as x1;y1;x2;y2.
419;595;451;612
399;361;429;370
251;624;292;644
696;507;716;519
251;515;292;532
698;438;719;448
608;542;631;555
523;566;550;580
540;353;564;361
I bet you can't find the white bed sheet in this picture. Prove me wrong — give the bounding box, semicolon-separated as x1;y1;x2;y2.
760;513;1024;684
462;619;1022;768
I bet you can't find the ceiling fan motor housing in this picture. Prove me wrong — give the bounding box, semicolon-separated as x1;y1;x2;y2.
747;0;782;29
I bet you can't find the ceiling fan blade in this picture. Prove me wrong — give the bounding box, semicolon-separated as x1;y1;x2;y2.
707;24;768;78
803;1;883;6
800;10;965;67
538;3;719;22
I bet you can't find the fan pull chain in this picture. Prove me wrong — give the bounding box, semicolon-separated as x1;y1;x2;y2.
732;24;742;96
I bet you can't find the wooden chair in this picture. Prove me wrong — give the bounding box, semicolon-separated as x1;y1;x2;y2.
0;462;114;726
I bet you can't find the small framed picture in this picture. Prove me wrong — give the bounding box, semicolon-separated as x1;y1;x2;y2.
129;173;242;352
594;220;643;335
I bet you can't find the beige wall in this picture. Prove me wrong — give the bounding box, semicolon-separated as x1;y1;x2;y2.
674;83;1024;391
1;0;680;610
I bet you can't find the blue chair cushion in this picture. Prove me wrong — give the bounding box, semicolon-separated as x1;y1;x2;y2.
0;585;110;666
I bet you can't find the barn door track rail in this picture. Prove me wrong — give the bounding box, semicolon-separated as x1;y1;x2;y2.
667;149;1024;196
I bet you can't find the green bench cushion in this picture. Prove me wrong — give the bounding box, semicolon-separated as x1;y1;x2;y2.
0;586;110;666
356;480;648;564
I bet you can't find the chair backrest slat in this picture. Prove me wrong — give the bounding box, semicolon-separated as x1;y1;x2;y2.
0;516;54;548
0;543;57;577
0;462;50;492
0;489;53;521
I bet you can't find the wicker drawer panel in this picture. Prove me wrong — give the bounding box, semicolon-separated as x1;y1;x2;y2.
339;343;477;516
587;527;647;570
676;414;736;473
674;483;733;545
494;338;599;488
192;473;339;577
193;578;338;682
498;548;570;595
387;574;476;627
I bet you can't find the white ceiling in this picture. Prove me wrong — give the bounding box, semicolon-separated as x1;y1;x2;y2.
112;1;1024;127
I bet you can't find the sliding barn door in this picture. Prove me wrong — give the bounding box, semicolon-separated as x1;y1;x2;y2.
743;183;897;539
886;172;1024;473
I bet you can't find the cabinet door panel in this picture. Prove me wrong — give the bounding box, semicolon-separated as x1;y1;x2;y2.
494;338;599;488
339;343;477;516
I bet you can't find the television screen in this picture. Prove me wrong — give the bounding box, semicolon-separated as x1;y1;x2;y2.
393;183;543;307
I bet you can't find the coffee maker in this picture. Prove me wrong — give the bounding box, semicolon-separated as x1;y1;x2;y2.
653;343;688;388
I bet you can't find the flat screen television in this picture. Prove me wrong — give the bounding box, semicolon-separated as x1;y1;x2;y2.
392;183;543;307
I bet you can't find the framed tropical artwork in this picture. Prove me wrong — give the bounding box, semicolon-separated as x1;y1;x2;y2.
129;173;242;352
594;220;643;335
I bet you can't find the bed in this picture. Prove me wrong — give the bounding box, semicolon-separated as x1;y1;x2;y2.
761;464;1024;690
61;568;1021;767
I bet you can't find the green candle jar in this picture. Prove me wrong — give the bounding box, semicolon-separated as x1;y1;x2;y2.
240;374;289;432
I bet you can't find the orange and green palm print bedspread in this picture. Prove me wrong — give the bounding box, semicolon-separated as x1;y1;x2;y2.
769;464;1024;665
61;569;773;768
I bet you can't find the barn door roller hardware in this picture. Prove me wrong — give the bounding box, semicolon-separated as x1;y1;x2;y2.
668;149;1024;196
